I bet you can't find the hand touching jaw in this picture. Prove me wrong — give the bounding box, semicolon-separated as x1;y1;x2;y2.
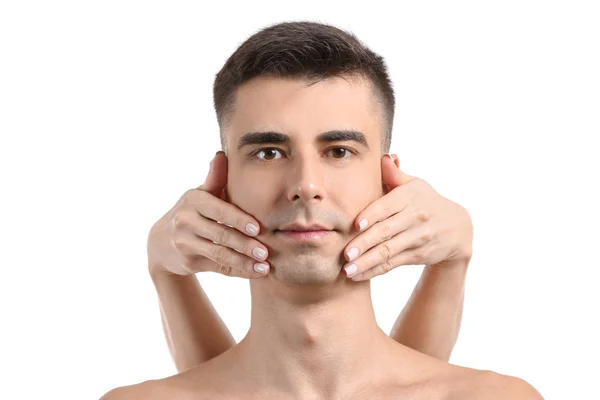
224;75;386;288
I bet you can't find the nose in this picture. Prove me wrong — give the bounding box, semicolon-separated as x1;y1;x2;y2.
286;154;325;203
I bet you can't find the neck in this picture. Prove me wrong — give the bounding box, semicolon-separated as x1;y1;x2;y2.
233;274;404;399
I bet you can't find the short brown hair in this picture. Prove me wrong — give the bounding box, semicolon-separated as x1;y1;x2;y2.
213;20;395;153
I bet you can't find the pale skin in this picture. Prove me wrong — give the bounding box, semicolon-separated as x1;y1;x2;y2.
102;75;542;399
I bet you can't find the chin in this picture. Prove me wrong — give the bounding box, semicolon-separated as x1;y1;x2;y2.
268;255;343;286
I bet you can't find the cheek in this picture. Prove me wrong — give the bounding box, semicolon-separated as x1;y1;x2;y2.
351;163;382;195
328;167;382;211
227;169;272;215
351;179;381;209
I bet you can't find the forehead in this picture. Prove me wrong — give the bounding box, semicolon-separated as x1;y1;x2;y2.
227;75;382;148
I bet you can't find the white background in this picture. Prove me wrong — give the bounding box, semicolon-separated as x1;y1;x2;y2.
1;1;598;398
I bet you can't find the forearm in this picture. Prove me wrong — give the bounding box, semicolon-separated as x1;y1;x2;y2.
149;264;235;372
389;259;469;361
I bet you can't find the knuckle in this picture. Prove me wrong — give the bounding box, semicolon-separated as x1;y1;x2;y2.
214;205;226;224
217;264;231;276
412;248;426;263
212;246;227;266
420;228;433;241
183;188;197;198
411;207;421;220
378;223;392;240
172;237;186;252
382;259;394;273
240;240;251;254
416;210;430;222
378;243;392;262
215;226;230;245
172;212;189;229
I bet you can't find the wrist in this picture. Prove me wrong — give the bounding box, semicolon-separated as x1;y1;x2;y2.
148;260;178;282
425;257;470;276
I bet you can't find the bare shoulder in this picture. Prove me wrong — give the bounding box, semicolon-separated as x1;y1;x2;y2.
482;371;543;399
450;369;544;400
99;379;173;400
99;352;242;400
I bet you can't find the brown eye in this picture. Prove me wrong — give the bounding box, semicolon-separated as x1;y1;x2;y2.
331;148;351;159
255;148;283;161
263;149;277;160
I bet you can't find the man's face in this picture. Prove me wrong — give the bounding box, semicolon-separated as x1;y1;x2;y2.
225;75;385;285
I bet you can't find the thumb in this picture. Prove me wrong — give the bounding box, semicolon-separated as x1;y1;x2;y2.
381;154;415;189
198;151;228;197
391;154;417;184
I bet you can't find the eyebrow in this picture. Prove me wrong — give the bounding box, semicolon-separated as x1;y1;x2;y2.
236;130;370;150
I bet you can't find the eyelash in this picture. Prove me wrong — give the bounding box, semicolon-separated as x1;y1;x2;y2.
251;147;357;162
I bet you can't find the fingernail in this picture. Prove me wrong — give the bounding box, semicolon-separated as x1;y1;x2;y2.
359;218;368;231
246;223;259;235
252;247;267;260
344;263;358;277
346;247;359;262
254;263;268;274
383;153;392;161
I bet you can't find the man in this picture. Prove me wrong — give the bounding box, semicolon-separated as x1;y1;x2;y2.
102;21;542;399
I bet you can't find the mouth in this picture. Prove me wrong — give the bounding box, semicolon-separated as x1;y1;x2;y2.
274;228;334;241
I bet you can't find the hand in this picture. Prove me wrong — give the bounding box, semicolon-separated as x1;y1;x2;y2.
146;151;271;279
342;154;473;281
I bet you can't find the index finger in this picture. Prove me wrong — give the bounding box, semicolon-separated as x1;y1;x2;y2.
352;188;408;234
194;151;261;236
189;188;261;237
